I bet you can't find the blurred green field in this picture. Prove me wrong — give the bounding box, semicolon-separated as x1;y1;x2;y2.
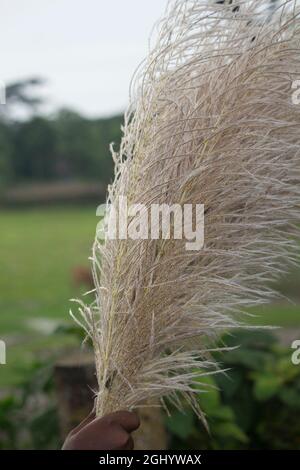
0;206;96;386
0;206;299;387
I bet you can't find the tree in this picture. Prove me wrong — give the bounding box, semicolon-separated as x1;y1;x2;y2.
0;77;45;121
0;122;13;187
54;109;121;182
13;117;57;181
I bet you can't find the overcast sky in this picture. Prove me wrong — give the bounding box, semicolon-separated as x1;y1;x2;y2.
1;0;168;118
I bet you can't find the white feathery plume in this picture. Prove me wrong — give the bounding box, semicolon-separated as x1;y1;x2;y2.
73;0;300;420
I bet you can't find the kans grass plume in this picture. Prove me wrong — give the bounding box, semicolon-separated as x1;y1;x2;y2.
72;0;300;420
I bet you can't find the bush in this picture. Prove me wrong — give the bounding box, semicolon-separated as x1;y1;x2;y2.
166;330;300;449
0;360;60;450
1;329;299;449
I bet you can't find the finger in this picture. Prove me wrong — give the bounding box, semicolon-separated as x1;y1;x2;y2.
105;410;140;432
111;427;133;450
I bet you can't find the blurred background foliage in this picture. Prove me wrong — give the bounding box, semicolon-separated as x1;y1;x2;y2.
0;71;299;450
0;77;119;196
167;330;300;450
1;330;300;449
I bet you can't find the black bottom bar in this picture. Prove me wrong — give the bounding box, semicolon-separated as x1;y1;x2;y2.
0;450;299;466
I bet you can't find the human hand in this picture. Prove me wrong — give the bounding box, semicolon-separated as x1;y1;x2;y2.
62;409;140;450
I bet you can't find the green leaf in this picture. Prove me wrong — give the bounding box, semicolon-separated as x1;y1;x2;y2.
165;410;195;440
193;373;221;411
279;386;300;409
223;349;274;371
275;357;300;381
210;405;235;421
215;370;243;399
253;374;282;401
213;422;249;443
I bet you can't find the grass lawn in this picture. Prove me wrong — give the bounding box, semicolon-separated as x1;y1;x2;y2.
246;304;300;327
0;206;97;386
0;205;299;386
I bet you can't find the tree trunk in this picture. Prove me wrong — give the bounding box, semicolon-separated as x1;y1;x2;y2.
54;352;168;449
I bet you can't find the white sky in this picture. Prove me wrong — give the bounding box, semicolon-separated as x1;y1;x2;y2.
0;0;169;118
